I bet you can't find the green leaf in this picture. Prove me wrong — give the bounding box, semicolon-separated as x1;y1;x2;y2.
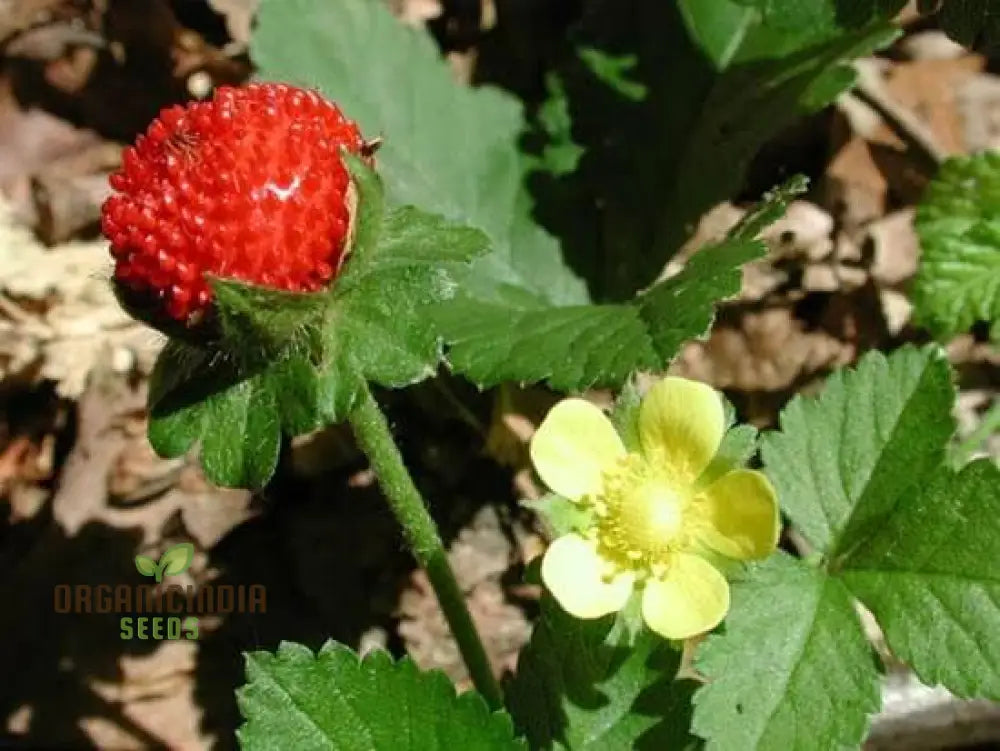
703;345;999;749
237;641;524;750
914;151;1000;341
147;341;215;458
334;205;491;387
636;239;765;362
529;0;897;300
692;554;880;751
726;0;907;40
145;160;487;489
935;0;1000;52
730;175;810;242
760;345;955;556
199;376;282;488
679;0;755;70
251;0;587;309
159;542;195;577
437;237;764;391
436;300;658;391
841;459;1000;699
506;596;699;750
134;555;158;577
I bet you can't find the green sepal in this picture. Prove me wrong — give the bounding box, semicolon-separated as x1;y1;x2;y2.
342;150;384;264
210;278;329;364
144;157;489;489
522;494;594;539
697;423;759;489
610;377;643;452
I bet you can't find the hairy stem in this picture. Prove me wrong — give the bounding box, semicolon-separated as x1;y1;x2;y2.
348;384;503;710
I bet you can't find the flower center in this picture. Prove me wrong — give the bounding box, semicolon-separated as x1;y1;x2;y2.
590;453;691;571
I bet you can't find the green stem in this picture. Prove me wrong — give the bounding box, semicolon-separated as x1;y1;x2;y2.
952;399;1000;468
348;383;503;710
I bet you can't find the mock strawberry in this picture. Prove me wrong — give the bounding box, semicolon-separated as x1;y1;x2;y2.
102;82;366;327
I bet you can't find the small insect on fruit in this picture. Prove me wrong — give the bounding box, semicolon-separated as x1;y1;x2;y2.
161;128;200;161
361;136;384;159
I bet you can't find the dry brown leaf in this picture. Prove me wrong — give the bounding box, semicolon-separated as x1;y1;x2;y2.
0;196;160;397
671;306;855;395
398;507;530;682
867;208;919;287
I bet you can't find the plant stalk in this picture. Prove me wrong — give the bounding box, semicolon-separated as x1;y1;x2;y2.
348;383;503;710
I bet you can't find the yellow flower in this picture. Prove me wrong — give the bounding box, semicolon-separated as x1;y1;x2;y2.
530;377;779;639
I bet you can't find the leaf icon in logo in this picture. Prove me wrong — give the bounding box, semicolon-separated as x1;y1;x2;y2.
135;554;158;577
159;543;195;580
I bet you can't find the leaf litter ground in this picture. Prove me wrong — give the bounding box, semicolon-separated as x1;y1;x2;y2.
0;0;998;748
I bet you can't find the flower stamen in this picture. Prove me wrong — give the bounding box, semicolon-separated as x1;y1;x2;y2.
587;454;692;574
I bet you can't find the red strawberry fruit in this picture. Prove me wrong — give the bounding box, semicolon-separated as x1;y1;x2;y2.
102;83;367;328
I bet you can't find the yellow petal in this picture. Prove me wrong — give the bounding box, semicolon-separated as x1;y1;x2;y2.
541;534;634;619
696;470;780;560
641;553;729;639
530;398;625;501
638;377;724;481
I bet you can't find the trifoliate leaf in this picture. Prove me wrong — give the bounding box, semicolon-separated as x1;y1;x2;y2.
506;596;699;750
251;0;587;309
704;346;999;749
914;151;1000;340
237;641;524;750
760;345;955;556
692;554;880;751
146;161;487;489
842;459;1000;699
